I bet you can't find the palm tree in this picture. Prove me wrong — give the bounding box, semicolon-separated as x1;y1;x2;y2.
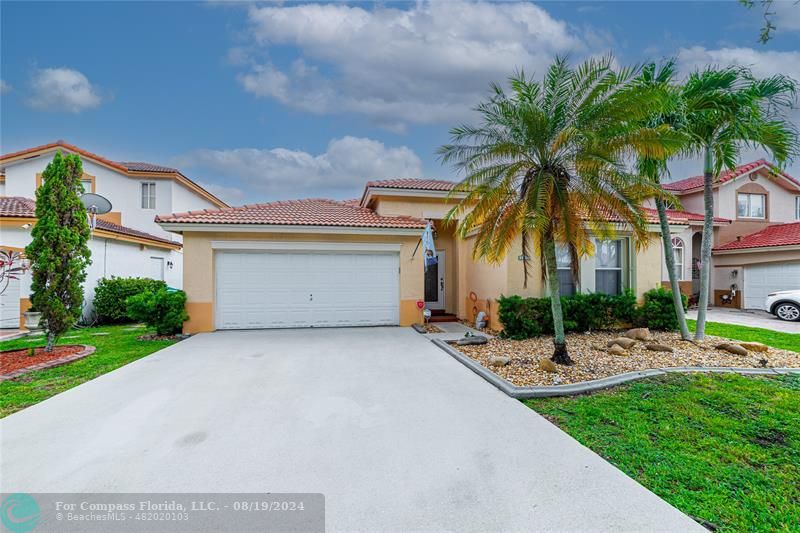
438;56;678;365
678;67;798;340
634;61;693;341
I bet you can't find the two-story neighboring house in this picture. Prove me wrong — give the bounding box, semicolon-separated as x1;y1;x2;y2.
662;159;800;310
0;141;227;329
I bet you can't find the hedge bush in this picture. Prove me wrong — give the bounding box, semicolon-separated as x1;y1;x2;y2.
93;277;167;324
497;291;638;340
126;288;188;335
638;286;688;331
498;288;689;339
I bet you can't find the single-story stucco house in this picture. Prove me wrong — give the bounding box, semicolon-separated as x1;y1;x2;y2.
156;179;717;333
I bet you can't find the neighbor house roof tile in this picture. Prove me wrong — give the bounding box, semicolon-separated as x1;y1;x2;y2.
0;196;177;247
714;222;800;251
155;198;428;229
0;141;227;207
663;159;800;193
365;178;457;191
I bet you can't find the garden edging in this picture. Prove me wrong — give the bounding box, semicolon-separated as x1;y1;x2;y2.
432;338;800;398
0;344;96;382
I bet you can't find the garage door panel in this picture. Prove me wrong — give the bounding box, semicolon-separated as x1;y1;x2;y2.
743;262;800;310
215;250;400;329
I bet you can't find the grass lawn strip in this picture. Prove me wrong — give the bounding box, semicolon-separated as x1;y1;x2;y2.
0;325;177;418
526;373;800;532
687;319;800;353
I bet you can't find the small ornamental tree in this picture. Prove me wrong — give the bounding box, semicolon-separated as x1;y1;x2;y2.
25;151;92;351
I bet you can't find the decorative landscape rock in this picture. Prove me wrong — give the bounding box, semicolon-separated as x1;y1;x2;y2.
457;335;488;346
739;342;769;353
608;344;628;356
607;337;637;349
624;328;650;341
538;358;557;373
489;355;511;367
645;343;674;353
715;343;749;356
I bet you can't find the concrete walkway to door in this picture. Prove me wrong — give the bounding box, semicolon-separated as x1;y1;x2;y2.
0;328;701;531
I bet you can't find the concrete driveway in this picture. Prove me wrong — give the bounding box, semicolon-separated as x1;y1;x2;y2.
0;328;700;531
687;307;800;333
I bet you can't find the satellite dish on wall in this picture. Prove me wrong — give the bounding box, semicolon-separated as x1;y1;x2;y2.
80;193;112;215
80;193;112;233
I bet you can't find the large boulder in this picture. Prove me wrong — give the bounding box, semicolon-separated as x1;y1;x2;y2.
489;356;511;367
739;342;769;353
624;328;651;341
715;343;748;356
608;344;628;356
645;343;675;353
457;335;488;346
538;358;557;373
607;337;637;349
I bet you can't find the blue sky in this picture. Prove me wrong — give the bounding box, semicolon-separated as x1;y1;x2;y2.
2;1;799;205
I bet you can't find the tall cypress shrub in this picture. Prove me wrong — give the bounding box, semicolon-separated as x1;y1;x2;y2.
25;151;92;351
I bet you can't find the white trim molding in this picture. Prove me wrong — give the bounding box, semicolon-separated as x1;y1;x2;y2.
713;245;800;255
158;222;423;236
210;241;402;252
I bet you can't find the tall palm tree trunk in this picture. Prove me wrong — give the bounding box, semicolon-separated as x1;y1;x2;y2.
655;198;691;340
695;146;715;340
543;234;573;365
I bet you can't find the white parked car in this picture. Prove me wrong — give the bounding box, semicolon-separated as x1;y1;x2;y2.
765;290;800;322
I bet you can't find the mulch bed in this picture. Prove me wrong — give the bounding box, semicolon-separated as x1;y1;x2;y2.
456;331;800;387
1;344;96;381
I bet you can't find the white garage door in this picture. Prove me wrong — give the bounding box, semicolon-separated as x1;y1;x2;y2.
215;251;400;329
743;262;800;310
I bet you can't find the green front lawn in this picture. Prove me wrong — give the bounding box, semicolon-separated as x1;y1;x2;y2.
688;319;800;353
0;325;177;418
527;373;800;532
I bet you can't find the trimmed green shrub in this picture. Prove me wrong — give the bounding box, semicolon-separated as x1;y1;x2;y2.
126;288;188;335
93;277;168;324
638;287;688;331
498;290;640;339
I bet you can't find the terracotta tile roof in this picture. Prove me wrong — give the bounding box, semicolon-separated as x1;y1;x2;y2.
585;204;729;224
117;161;178;173
663;159;800;193
0;196;177;247
0;196;36;217
714;222;800;251
156;198;428;229
365;178;457;191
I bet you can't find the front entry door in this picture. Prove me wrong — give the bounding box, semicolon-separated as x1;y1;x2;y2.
424;250;445;310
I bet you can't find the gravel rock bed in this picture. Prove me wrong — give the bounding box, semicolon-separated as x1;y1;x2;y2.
455;331;800;387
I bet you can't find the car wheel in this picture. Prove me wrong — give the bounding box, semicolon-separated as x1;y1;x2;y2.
774;302;800;322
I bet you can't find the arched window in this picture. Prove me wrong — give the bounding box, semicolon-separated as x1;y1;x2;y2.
671;237;685;281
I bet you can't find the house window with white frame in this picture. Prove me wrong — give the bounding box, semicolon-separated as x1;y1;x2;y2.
737;193;765;218
671;237;685;281
595;239;625;295
141;182;156;209
555;244;576;296
796;196;800;220
80;179;93;193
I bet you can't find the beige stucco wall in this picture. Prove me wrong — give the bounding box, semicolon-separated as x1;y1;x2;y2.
181;231;424;333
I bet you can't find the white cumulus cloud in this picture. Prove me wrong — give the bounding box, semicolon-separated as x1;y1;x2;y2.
174;136;423;202
234;1;588;128
0;80;11;94
27;67;103;112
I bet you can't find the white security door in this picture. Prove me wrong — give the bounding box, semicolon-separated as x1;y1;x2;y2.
424;250;446;310
215;251;400;329
743;262;800;309
0;277;21;329
149;257;165;281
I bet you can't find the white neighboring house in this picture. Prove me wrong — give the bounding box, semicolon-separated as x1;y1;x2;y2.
0;140;227;329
